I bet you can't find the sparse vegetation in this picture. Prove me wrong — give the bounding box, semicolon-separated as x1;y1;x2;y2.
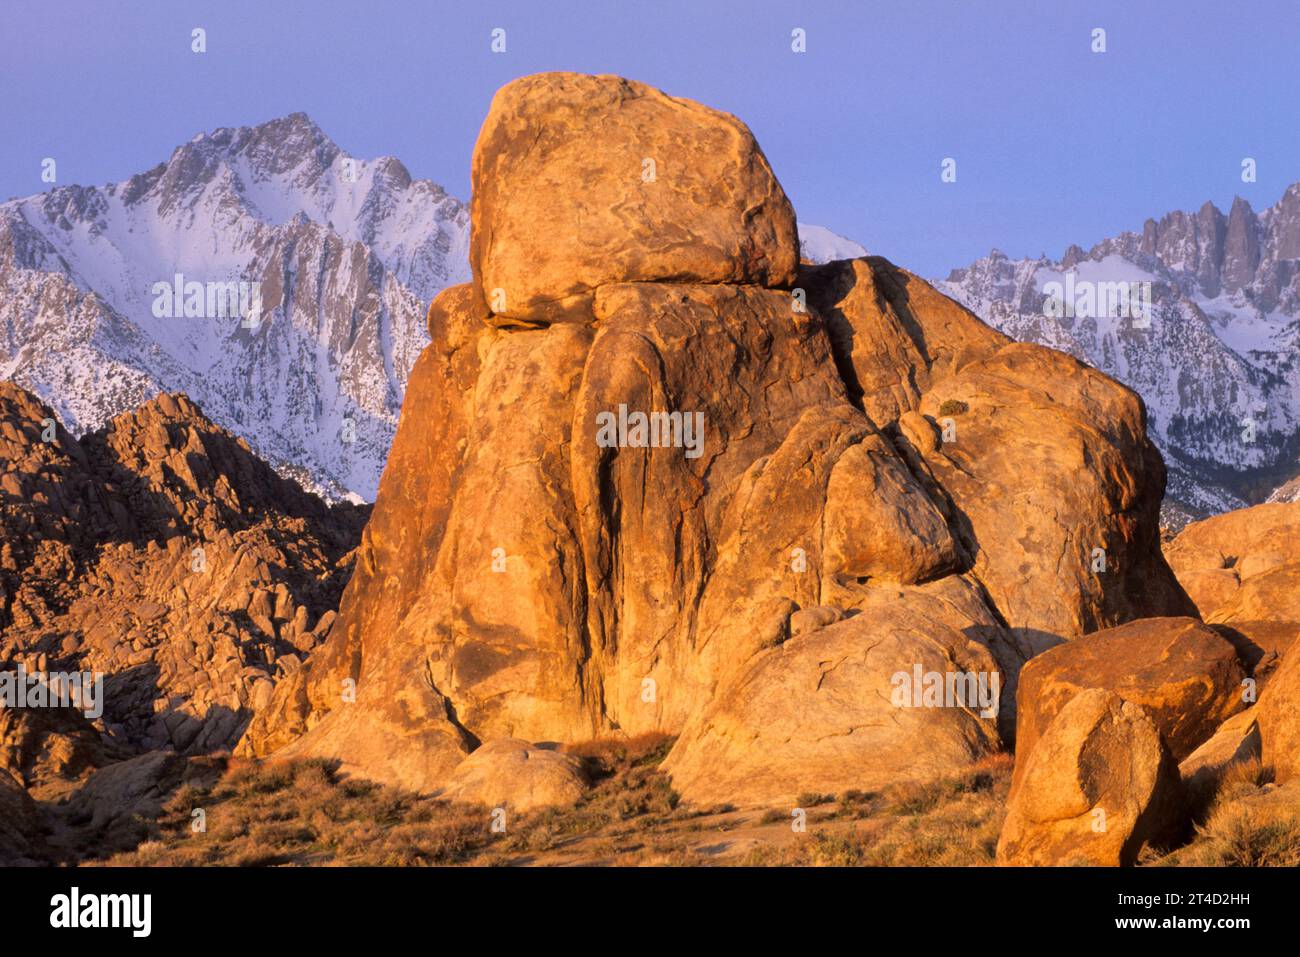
94;757;498;867
796;792;834;808
81;746;1299;868
738;754;1013;867
87;745;1020;867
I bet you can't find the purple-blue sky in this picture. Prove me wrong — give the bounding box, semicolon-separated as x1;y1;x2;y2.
2;0;1297;276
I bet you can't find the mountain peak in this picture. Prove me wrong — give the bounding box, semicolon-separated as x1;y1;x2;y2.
1229;194;1256;216
0;111;472;504
166;112;340;188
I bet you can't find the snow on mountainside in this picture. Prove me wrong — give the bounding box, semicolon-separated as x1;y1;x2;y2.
0;113;470;500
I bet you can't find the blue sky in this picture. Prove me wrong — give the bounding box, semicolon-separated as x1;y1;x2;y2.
2;0;1297;275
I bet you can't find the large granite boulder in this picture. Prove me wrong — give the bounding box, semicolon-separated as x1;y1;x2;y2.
470;72;799;324
1010;617;1245;788
1165;501;1300;624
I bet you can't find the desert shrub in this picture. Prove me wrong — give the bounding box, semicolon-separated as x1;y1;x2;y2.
1180;805;1300;867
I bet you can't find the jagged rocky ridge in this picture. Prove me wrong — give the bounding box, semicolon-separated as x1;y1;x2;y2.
0;381;365;760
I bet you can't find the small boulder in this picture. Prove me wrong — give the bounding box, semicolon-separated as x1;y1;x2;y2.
788;605;845;638
997;689;1183;866
438;739;588;812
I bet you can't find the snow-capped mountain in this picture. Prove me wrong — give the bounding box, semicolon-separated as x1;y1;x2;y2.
4;111;1293;521
935;188;1300;524
0;113;470;500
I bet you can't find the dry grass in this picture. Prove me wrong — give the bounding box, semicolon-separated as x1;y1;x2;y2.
736;753;1013;866
84;745;1300;868
1179;806;1300;866
93;734;701;867
94;758;500;866
1154;759;1300;867
88;742;1015;867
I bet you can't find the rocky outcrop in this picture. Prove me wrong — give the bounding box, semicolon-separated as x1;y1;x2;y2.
661;578;1004;807
997;689;1183;866
799;256;1009;426
0;770;40;865
1165;501;1300;624
62;751;188;837
904;343;1195;654
0;382;365;754
239;72;1192;805
1157;499;1300;828
0;700;121;795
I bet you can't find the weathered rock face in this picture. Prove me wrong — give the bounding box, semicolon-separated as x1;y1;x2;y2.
997;689;1183;866
807;256;1194;650
661;578;1004;807
0;382;365;755
0;701;122;795
1257;640;1300;783
1010;617;1245;786
437;739;588;812
239;73;1191;803
63;751;187;836
800;256;1009;427
907;345;1196;653
1179;707;1259;784
1163;501;1300;788
470;73;799;324
0;769;40;865
1165;501;1300;624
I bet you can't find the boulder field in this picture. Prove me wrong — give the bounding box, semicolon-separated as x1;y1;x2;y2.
237;72;1218;837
